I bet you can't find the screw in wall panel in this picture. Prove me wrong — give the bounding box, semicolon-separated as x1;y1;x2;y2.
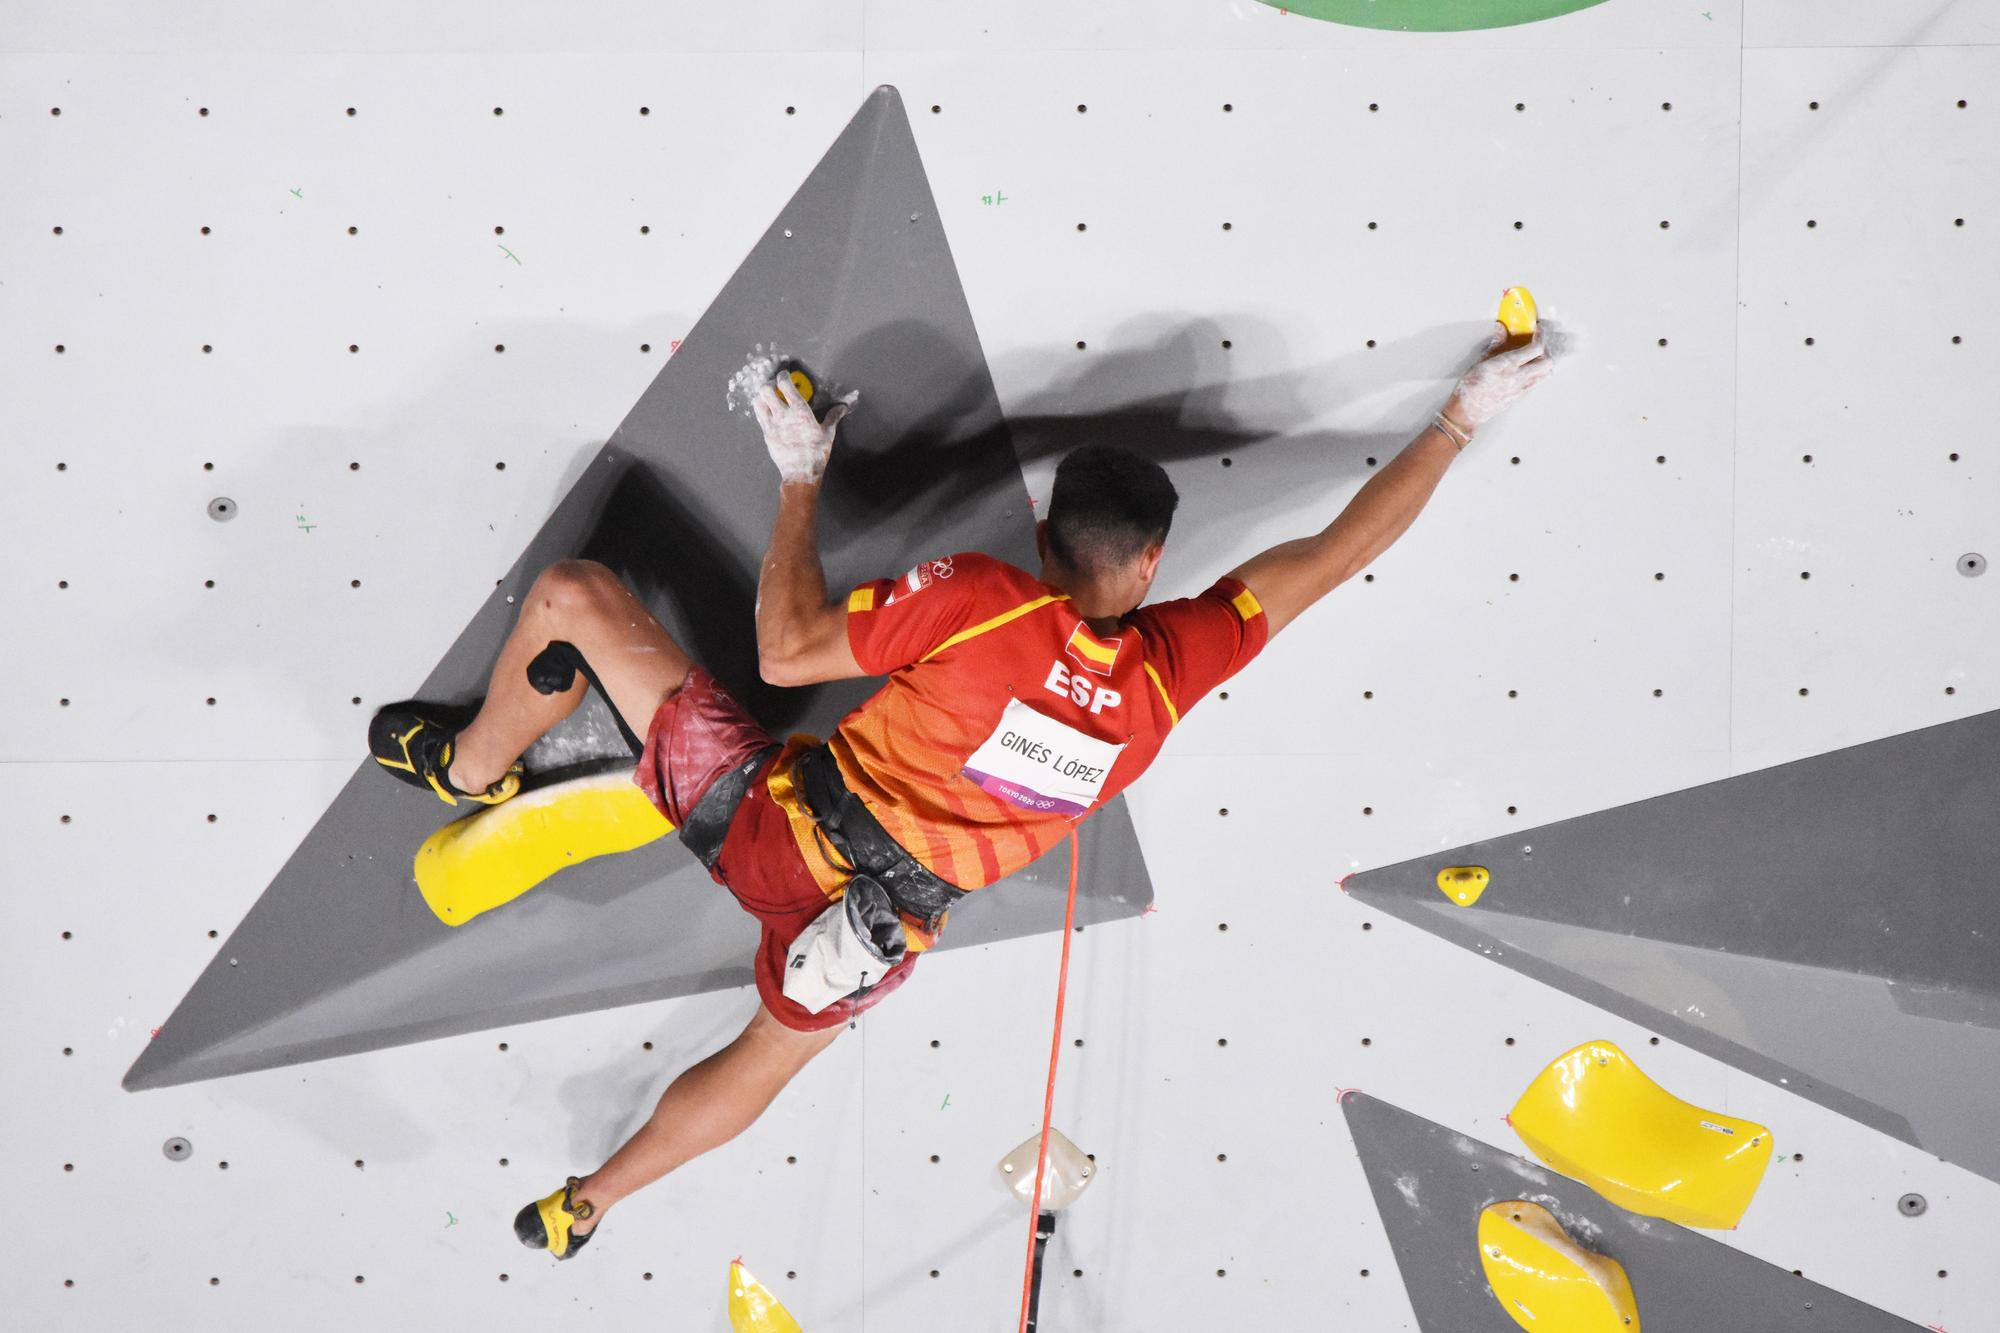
163;1137;192;1162
1898;1192;1928;1216
1957;553;1985;577
207;497;236;521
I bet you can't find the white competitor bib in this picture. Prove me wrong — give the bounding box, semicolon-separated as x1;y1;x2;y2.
962;697;1127;817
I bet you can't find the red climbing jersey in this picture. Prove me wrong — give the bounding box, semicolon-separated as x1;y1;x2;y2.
832;551;1269;891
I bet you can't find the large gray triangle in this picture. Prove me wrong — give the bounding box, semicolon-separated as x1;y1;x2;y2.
125;86;1154;1093
1345;710;2000;1182
1342;1093;1924;1332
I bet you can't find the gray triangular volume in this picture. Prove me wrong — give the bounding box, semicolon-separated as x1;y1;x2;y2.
125;87;1154;1093
1344;710;2000;1184
1342;1093;1924;1332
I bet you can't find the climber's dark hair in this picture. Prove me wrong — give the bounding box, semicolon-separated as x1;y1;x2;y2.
1045;446;1179;575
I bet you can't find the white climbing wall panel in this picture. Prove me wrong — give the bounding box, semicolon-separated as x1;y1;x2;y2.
3;1;1995;1330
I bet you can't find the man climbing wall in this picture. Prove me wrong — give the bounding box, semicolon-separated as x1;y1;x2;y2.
365;319;1553;1260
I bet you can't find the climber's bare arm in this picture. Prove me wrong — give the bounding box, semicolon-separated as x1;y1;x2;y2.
1230;325;1553;639
754;435;864;689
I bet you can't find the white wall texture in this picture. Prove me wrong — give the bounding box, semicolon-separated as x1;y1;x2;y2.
3;2;1994;1329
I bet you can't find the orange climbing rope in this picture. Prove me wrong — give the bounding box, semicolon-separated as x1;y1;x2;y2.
1016;830;1082;1333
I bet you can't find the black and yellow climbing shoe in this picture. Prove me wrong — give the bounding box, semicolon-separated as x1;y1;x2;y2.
368;704;521;807
514;1176;599;1260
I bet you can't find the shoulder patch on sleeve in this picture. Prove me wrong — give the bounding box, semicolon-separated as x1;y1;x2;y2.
848;586;876;613
883;555;958;607
1230;585;1264;621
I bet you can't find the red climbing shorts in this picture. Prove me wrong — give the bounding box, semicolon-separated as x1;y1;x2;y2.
633;667;918;1032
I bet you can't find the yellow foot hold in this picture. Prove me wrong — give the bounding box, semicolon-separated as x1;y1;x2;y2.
1479;1200;1640;1333
729;1258;806;1333
787;369;815;402
414;770;673;926
464;764;523;806
1509;1040;1773;1229
1436;865;1491;907
1498;286;1539;346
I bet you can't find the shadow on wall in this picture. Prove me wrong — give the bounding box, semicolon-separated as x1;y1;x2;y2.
821;311;1498;597
994;312;1500;592
510;311;1501;739
577;459;776;721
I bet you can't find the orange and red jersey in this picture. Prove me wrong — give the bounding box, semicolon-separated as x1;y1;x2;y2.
829;551;1268;892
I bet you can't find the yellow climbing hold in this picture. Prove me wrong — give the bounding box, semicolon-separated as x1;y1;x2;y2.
729;1258;806;1333
1436;865;1491;906
1498;286;1538;347
1509;1040;1773;1230
413;771;673;926
1479;1200;1640;1333
787;369;815;402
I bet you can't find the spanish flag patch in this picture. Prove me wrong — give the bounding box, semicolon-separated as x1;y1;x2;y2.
1065;621;1122;676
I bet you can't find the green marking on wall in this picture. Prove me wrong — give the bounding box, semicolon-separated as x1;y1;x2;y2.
1261;0;1612;31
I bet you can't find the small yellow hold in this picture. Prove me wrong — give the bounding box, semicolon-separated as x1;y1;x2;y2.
787;369;815;402
1437;865;1491;907
1498;286;1539;347
728;1259;805;1333
1478;1201;1641;1333
1509;1040;1773;1230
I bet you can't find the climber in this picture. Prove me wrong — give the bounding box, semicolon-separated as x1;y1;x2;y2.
366;322;1552;1259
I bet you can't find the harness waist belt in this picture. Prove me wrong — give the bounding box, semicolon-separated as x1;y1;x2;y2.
793;741;967;934
678;742;783;869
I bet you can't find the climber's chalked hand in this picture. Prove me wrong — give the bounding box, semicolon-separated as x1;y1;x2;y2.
753;373;851;484
1447;324;1553;432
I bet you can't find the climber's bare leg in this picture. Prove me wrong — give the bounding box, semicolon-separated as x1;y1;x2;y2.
567;1004;843;1232
450;559;693;793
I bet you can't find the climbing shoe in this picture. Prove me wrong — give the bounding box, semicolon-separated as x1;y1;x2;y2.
514;1176;598;1260
368;704;521;807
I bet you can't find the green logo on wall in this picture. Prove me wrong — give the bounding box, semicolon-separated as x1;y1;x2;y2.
1263;0;1612;31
